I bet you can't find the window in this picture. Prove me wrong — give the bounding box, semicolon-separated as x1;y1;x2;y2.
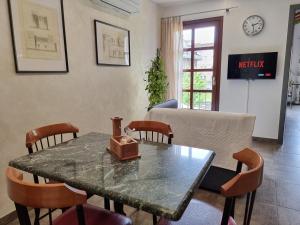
181;17;223;110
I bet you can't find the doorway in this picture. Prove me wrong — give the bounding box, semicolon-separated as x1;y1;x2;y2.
181;17;223;111
279;4;300;144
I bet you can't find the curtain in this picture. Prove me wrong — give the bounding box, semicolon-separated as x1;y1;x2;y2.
161;16;183;102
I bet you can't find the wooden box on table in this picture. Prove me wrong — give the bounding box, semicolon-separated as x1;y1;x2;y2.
108;136;140;161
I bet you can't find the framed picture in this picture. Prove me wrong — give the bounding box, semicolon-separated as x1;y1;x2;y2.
94;20;131;66
8;0;68;73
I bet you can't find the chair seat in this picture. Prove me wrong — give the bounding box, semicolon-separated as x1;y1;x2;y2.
53;204;132;225
158;199;237;225
200;166;236;193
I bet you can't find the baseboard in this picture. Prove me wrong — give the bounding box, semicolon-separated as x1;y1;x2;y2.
252;136;280;144
0;211;17;225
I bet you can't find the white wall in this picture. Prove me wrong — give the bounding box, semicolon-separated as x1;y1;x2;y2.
0;0;160;218
162;0;300;139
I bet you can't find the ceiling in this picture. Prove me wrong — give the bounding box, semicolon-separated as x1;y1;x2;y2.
152;0;208;7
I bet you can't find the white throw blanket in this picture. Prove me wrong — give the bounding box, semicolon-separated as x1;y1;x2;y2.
146;108;256;169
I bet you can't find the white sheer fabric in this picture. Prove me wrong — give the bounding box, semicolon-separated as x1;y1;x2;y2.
161;16;183;104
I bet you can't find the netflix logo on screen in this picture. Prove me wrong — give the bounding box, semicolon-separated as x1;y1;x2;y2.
227;52;278;79
238;60;264;69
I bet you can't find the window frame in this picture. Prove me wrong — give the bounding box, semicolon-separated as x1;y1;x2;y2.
182;17;223;110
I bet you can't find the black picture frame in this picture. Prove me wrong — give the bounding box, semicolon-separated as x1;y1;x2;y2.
7;0;69;73
94;20;131;66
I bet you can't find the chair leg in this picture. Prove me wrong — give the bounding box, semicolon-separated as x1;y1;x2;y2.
76;205;86;225
153;214;158;225
104;197;110;210
61;208;68;213
230;197;236;218
15;203;31;225
221;198;233;225
34;208;40;225
246;191;256;225
114;201;126;215
48;209;53;225
243;193;251;225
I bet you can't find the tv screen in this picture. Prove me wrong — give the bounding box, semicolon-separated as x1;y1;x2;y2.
227;52;278;79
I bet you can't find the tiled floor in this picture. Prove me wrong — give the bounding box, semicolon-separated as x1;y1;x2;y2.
7;107;300;225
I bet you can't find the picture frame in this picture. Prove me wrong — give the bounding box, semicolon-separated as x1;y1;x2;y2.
94;20;131;66
8;0;69;73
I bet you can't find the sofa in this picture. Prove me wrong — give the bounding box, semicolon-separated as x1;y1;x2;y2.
145;108;256;170
151;99;178;109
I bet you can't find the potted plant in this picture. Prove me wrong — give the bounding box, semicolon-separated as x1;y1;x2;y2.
145;49;168;110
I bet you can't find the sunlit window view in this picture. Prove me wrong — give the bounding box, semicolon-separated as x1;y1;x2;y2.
195;27;215;48
194;50;214;69
182;23;217;110
183;29;192;48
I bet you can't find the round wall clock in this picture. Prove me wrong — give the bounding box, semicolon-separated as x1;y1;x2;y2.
243;15;265;36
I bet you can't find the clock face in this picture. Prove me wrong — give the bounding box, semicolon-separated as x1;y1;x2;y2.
243;15;264;36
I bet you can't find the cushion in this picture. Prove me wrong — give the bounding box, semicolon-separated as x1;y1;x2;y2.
200;166;237;193
152;99;178;109
53;204;132;225
158;199;237;225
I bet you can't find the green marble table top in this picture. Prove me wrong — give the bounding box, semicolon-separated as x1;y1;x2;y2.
9;132;215;220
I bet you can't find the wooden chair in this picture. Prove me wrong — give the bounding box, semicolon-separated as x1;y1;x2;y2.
120;120;173;224
124;120;174;144
158;148;264;225
6;167;132;225
25;123;79;225
26;122;79;155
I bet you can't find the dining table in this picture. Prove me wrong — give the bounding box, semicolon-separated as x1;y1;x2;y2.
9;132;215;221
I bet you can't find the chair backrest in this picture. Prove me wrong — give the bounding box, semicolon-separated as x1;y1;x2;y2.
125;120;174;144
6;167;87;209
221;148;264;197
219;148;264;225
26;123;79;153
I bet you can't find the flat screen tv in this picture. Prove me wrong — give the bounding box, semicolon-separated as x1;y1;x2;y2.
227;52;278;79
